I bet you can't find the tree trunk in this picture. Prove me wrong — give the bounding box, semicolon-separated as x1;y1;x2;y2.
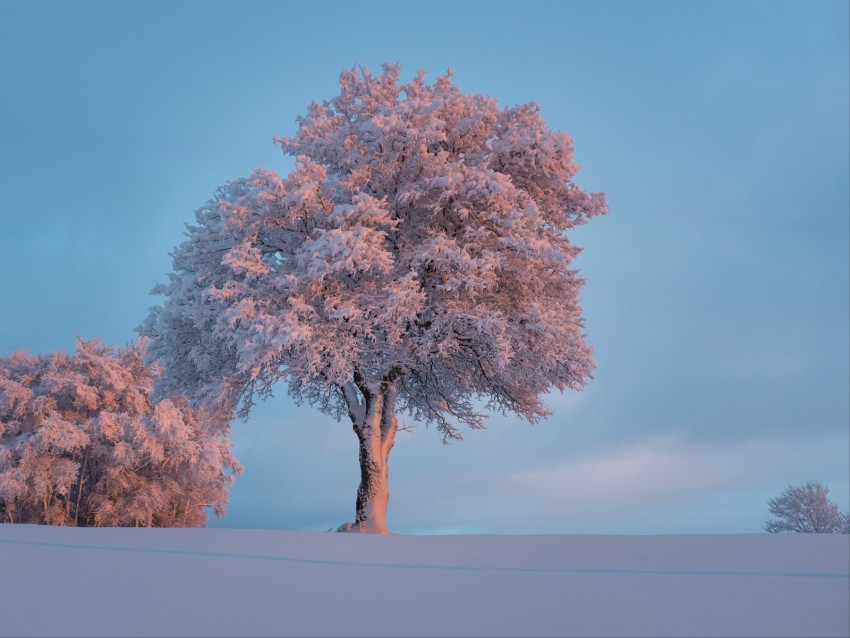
340;377;398;534
73;449;89;526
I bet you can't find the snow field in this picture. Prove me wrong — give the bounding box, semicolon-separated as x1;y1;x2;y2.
1;525;848;637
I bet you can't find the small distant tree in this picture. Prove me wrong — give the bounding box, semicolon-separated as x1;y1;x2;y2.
0;339;242;527
764;481;849;534
141;64;608;533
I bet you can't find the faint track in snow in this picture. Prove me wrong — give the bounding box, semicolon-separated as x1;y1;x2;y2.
2;537;847;580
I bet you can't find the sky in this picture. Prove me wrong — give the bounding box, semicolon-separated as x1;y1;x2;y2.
0;0;847;535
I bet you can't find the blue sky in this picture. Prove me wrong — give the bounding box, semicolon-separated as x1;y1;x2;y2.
1;0;847;534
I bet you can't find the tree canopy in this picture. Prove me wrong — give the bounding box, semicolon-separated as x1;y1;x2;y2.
764;481;849;534
144;64;606;434
0;339;241;527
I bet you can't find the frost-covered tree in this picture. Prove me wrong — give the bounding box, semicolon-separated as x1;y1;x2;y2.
764;481;849;534
142;64;608;533
0;339;241;527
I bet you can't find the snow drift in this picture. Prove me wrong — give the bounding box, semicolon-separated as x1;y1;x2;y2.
1;525;847;637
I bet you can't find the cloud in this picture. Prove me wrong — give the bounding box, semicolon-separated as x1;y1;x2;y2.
514;437;739;510
389;430;850;534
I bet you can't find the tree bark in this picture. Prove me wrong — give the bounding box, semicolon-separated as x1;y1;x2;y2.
340;377;398;534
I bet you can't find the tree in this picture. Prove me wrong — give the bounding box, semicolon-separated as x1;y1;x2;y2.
141;64;608;533
764;481;849;534
0;339;242;527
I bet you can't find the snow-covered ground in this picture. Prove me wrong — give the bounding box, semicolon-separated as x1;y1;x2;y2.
1;524;847;637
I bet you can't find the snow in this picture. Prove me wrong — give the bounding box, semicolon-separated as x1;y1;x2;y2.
1;525;847;637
